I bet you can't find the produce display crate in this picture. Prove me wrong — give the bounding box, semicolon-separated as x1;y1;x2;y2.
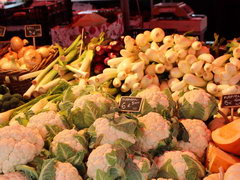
0;50;58;95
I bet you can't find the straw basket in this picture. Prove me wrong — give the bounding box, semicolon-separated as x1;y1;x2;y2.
0;50;58;95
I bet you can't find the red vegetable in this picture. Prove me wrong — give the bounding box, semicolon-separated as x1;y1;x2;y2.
93;55;105;63
105;45;113;53
110;41;123;52
104;57;111;65
95;45;105;55
94;63;105;74
108;52;117;59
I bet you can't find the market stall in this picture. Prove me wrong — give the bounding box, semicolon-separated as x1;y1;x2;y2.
0;27;240;180
1;1;240;180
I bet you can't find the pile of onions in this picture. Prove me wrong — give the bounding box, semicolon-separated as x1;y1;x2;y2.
10;36;24;52
23;49;42;69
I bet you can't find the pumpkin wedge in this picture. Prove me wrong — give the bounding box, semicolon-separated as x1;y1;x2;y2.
206;142;240;173
212;119;240;155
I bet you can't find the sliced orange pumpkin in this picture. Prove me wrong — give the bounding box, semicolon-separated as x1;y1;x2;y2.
206;142;240;173
212;119;240;155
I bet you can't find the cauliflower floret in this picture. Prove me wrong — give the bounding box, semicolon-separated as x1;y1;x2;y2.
27;111;66;139
87;144;115;179
0;172;27;180
138;112;171;152
93;117;136;145
51;129;86;153
136;85;169;108
155;151;205;180
72;93;112;111
55;161;83;180
0;125;44;173
178;119;211;159
132;156;151;179
178;89;218;121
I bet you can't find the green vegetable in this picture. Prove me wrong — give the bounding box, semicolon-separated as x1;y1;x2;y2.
70;99;116;129
15;165;38;180
39;159;56;180
158;159;178;180
182;155;205;179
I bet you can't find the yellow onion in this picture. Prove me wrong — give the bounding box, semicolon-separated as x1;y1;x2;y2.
23;49;42;70
4;51;18;61
18;46;36;59
10;36;24;52
36;46;50;58
0;57;18;70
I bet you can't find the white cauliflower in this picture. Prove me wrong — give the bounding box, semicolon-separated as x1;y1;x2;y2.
71;93;116;129
155;151;205;180
55;162;83;180
72;93;112;111
178;119;211;159
51;129;87;157
27;111;66;139
132;156;152;180
0;125;44;173
87;144;113;179
178;89;218;121
87;144;125;179
91;117;136;146
136;85;169;109
138;112;171;152
0;172;27;180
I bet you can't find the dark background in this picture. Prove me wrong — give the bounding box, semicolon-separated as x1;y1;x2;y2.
132;0;240;41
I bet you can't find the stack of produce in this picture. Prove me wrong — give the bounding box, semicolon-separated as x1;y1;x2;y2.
92;40;123;75
1;27;240;179
0;36;54;71
0;81;218;180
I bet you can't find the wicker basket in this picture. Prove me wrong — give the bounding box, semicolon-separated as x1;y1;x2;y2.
0;51;58;95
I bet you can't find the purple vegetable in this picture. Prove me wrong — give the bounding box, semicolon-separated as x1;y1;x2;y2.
94;63;105;74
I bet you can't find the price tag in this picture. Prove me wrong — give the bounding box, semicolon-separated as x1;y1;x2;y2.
221;94;240;108
0;26;6;37
221;94;240;122
24;24;42;37
119;96;143;112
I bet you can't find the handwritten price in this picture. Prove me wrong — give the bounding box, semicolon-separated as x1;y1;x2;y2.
119;97;142;112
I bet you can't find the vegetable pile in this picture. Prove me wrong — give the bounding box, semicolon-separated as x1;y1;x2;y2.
0;36;54;71
1;27;240;179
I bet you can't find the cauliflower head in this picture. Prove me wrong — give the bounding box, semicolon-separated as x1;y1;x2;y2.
178;119;211;159
178;89;218;121
27;110;66;139
86;144;126;179
137;112;172;152
55;161;83;180
0;172;27;180
155;151;205;180
70;93;117;129
72;93;112;111
0;125;44;173
136;85;169;109
51;129;88;163
132;156;155;180
89;115;137;147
